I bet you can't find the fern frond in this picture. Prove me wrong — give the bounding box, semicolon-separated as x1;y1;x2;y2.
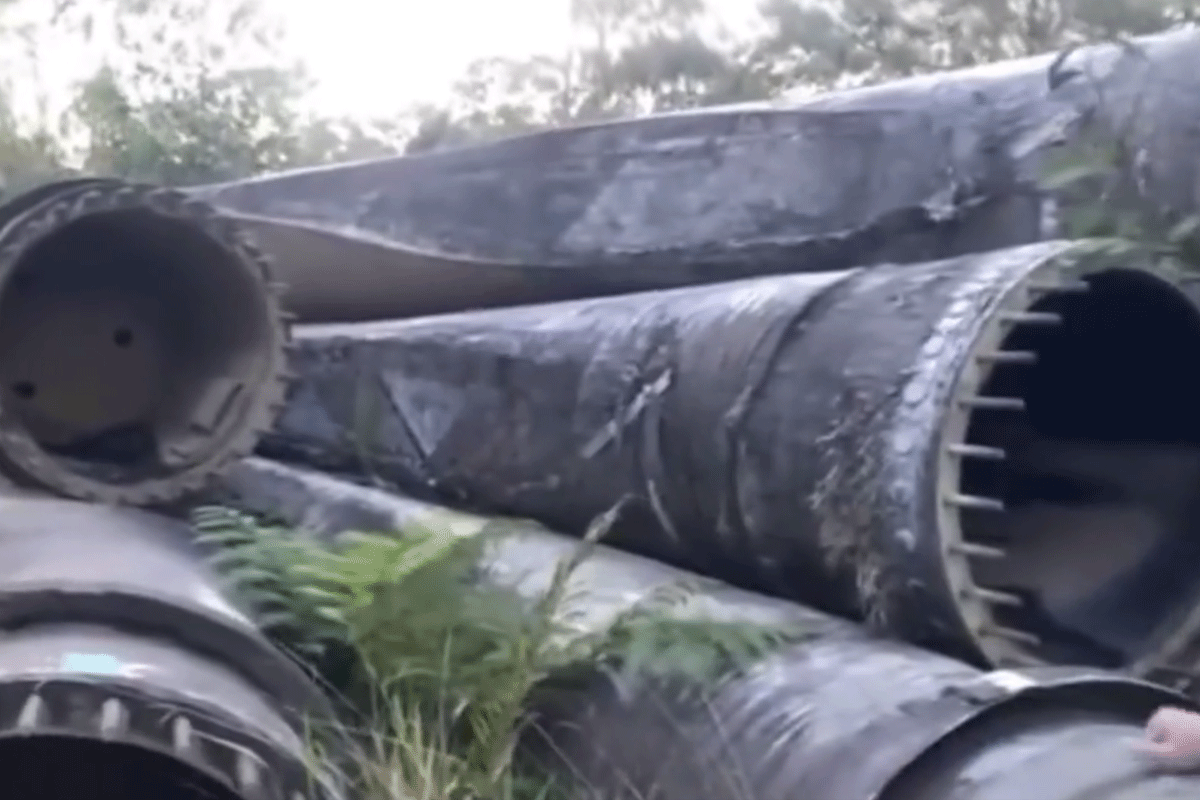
195;500;805;800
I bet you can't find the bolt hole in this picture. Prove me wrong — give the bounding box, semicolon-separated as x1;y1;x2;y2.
113;328;133;348
12;381;35;399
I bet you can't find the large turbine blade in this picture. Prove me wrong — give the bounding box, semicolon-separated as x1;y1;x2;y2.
264;239;1200;678
185;28;1199;321
217;457;1200;800
0;180;290;504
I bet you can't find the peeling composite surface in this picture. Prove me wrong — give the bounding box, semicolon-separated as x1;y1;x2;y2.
263;240;1102;660
218;459;1200;800
188;29;1200;322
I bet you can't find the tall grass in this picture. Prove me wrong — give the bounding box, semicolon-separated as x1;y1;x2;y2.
193;503;805;800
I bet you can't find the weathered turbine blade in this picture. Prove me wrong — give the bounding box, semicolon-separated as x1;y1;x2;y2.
0;179;291;504
186;28;1200;322
0;490;342;800
219;211;657;324
216;457;1200;800
264;238;1200;677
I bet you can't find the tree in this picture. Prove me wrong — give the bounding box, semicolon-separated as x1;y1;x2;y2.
53;0;320;184
0;0;1191;181
751;0;1195;93
0;3;73;197
0;0;402;189
407;0;1193;155
404;0;756;153
0;89;69;199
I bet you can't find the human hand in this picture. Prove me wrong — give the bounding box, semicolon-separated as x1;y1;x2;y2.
1137;706;1200;771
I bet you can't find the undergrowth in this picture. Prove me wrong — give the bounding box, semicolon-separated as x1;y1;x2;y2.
192;503;805;800
1039;36;1200;268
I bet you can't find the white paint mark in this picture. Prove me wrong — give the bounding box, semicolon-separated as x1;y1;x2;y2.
383;373;465;456
983;669;1038;692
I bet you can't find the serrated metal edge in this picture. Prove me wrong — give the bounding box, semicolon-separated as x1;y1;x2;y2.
0;180;293;506
936;245;1191;669
0;680;322;800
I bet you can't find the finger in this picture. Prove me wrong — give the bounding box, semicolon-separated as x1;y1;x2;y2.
1147;712;1180;736
1134;740;1180;756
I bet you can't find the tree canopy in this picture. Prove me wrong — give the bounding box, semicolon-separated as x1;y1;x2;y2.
0;0;1190;189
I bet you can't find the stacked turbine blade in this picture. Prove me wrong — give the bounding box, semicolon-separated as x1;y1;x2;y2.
261;238;1200;682
0;178;291;505
187;29;1200;322
216;458;1200;800
0;23;1197;800
0;179;328;800
0;492;344;800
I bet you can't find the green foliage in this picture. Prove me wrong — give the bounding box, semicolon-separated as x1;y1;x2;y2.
193;502;806;800
0;0;400;188
193;507;348;664
0;0;1192;175
1037;37;1200;271
50;0;314;183
373;0;1199;152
